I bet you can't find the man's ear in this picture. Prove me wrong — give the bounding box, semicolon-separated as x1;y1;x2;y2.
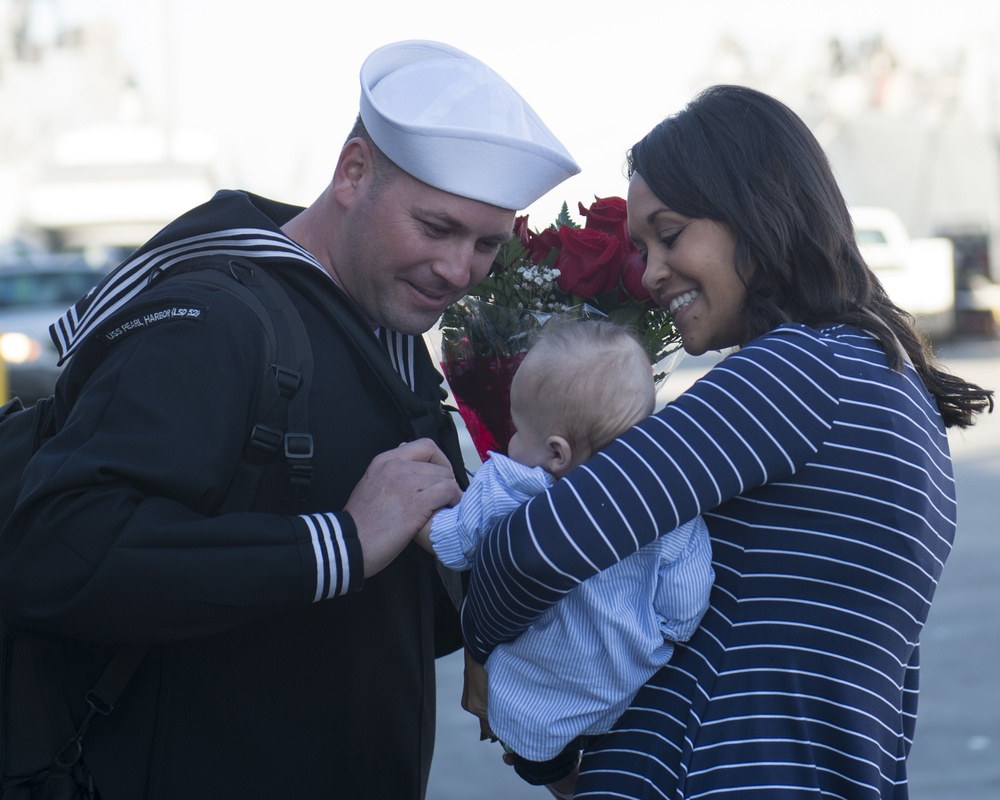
331;138;373;208
544;435;573;479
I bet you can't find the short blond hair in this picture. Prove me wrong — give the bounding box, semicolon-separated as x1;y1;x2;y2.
514;318;656;458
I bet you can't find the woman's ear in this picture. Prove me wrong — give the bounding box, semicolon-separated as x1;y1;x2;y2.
331;138;374;208
544;435;573;479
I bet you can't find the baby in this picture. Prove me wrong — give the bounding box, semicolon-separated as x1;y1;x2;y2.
421;318;714;796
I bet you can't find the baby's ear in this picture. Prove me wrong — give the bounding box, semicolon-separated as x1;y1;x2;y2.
544;435;573;479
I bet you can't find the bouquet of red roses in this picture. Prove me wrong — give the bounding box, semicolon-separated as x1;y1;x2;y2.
439;196;682;462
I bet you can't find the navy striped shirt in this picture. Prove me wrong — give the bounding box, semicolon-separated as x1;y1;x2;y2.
462;324;954;799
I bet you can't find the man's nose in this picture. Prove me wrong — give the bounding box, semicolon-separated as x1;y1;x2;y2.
433;244;477;290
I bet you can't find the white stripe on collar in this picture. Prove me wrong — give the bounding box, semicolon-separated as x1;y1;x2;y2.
52;228;326;362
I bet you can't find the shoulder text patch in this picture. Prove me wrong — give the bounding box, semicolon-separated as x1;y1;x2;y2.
99;304;207;346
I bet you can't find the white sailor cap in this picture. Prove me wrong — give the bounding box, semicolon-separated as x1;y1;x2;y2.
359;40;580;211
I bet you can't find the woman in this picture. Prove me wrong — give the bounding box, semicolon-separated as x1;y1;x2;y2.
461;85;993;799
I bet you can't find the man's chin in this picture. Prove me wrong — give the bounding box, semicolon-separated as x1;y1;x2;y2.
383;310;442;337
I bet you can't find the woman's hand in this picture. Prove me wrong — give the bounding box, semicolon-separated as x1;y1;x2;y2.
461;647;494;739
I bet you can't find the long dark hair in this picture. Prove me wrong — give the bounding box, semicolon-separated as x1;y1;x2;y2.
627;84;993;429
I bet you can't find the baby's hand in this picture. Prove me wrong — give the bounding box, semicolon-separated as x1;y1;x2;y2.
414;519;434;553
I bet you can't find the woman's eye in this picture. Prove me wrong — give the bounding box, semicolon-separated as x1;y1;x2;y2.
662;230;682;248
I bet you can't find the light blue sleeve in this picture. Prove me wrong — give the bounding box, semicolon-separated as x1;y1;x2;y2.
429;454;553;570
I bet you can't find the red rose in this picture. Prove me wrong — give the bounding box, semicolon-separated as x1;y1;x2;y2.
553;227;624;298
527;227;560;265
619;246;651;302
512;215;532;249
579;196;630;248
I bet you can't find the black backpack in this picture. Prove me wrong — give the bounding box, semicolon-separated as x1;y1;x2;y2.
0;258;314;800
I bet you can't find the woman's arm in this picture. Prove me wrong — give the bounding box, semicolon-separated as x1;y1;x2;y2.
462;325;842;660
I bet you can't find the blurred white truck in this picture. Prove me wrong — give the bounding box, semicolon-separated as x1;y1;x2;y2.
851;206;955;340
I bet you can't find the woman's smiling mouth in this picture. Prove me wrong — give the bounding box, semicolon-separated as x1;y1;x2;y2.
669;290;700;314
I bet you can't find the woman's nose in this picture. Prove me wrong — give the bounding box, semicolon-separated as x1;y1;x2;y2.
641;256;672;293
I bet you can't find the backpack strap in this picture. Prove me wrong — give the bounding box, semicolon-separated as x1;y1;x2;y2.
229;260;315;508
276;266;447;438
39;642;149;794
273;268;470;617
151;256;315;511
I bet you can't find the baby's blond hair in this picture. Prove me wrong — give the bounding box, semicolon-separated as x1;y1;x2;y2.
514;318;656;460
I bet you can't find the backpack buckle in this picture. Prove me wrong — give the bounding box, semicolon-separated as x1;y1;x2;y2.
284;433;314;501
249;424;283;455
284;432;314;460
272;365;302;398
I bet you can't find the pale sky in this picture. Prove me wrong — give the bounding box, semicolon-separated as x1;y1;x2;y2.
30;0;1000;224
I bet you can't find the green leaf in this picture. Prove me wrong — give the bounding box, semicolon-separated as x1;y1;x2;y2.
554;201;580;230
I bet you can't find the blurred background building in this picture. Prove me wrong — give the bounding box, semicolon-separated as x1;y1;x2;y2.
2;0;999;330
1;0;216;256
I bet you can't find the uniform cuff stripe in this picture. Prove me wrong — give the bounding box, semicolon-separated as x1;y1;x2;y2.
302;513;352;601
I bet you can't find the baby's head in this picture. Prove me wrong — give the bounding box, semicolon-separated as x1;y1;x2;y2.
507;318;656;479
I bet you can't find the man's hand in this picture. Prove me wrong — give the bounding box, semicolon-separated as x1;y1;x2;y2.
344;439;462;578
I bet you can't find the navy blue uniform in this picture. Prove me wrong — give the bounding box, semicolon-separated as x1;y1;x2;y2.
0;191;465;799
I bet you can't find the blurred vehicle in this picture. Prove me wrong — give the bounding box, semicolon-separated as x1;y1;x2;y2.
851;206;956;341
0;253;109;404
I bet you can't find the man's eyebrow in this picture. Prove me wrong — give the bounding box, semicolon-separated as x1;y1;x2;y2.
491;230;516;245
416;208;514;244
